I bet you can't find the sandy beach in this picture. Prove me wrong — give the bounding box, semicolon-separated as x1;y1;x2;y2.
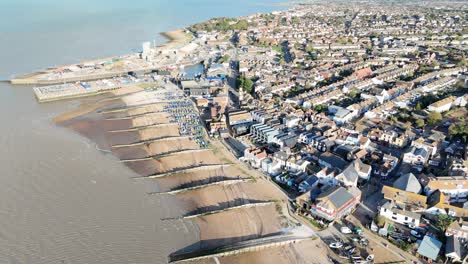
159;29;193;50
52;84;315;263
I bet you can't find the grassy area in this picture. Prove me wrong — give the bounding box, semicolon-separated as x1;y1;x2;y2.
299;214;326;230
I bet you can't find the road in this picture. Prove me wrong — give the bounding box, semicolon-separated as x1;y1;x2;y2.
223;45;240;112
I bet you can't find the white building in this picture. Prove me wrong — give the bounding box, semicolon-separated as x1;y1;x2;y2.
380;200;421;226
402;146;430;171
426;177;468;203
427;96;456;113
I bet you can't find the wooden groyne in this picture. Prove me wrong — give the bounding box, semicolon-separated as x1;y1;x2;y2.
168;234;314;263
121;149;209;162
181;201;274;219
149;178;252;195
136;164;233;179
111;135;191;148
107;123;174;133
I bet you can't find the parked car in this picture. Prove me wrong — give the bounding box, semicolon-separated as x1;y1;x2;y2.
410;230;422;239
345;246;356;255
354;226;363;235
404;222;416;229
329;242;343;249
341;226;352;234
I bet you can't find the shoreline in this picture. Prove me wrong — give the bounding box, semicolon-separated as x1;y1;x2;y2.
52;82;317;263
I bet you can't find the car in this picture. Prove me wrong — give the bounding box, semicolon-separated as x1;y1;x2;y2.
354;226;363;235
329;242;343;249
345;246;356;255
341;226;352;234
410;230;422;238
405;222;416;229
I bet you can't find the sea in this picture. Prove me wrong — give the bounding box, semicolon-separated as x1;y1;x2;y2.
0;1;286;263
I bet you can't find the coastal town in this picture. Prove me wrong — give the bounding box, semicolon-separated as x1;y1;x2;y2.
12;0;468;263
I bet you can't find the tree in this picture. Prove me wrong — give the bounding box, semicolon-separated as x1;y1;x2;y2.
427;111;442;125
435;214;453;231
376;215;386;227
415;118;425;128
279;57;285;65
313;105;325;113
217;54;230;64
237;75;253;94
403;121;412;130
415;102;422;111
349;88;359;99
448;122;468;143
305;45;315;53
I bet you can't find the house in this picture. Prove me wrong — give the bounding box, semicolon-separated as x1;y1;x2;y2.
273;151;289;167
425;191;468;219
251;110;271;124
446;220;468;240
273;133;298;149
382;185;428;209
445;235;466;263
243;147;267;168
261;158;277;175
379;127;412;148
417;235;442;263
319;152;349;172
298;186;361;221
426;177;468;203
450;159;468;176
298;132;319;144
298;175;319;193
329;106;354;124
402;146;431;171
379;200;421;227
333;145;355;161
354;67;373;80
427;96;456;113
345;133;360;146
373;154;399;179
393;173;422;194
453;95;467;107
250;123;280;144
283;116;301;128
308;135;335;152
286;158;310;173
336;159;372;186
412;136;439;157
181;80;210;97
229;110;253;126
315;167;338;186
358;136;371;149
